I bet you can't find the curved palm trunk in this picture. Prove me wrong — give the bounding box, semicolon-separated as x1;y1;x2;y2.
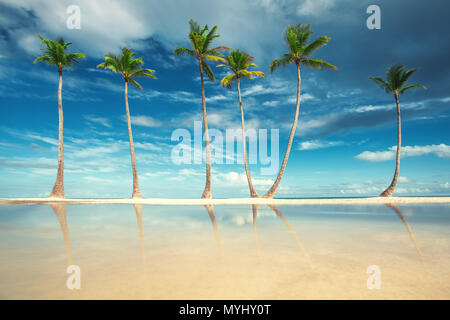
380;92;401;197
50;69;65;198
198;59;212;199
124;81;142;199
237;78;258;197
263;63;301;198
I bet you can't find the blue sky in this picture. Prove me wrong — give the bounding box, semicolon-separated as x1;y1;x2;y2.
0;0;449;198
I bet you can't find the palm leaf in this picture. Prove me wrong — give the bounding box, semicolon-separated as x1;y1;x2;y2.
269;57;292;73
399;84;427;94
301;58;337;70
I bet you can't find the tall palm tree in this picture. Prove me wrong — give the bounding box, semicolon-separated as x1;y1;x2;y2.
264;24;337;198
97;47;156;199
174;19;230;199
217;49;265;197
369;64;426;197
33;35;85;198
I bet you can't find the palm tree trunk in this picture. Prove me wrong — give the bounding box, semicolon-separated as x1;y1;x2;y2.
380;92;401;197
124;81;142;199
199;59;212;199
237;78;258;197
50;69;65;198
263;63;302;198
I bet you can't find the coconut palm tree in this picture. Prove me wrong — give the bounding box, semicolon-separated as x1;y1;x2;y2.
97;47;156;199
217;49;265;197
264;24;337;198
33;35;85;198
174;19;229;199
369;64;426;197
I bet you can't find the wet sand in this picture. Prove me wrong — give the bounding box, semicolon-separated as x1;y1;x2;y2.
0;203;449;299
0;196;449;205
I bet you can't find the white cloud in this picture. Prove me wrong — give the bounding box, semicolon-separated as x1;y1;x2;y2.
216;171;273;187
130;115;163;127
297;0;336;16
298;140;343;150
83;176;114;183
2;0;296;62
356;144;450;162
84;115;111;128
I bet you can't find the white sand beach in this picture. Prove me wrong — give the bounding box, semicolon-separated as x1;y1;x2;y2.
0;196;449;205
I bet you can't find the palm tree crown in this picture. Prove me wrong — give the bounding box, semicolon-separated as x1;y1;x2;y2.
270;24;337;72
33;35;85;71
217;49;265;88
97;47;156;88
174;18;230;81
369;64;427;95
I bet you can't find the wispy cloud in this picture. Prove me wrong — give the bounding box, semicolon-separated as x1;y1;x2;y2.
129;115;163;127
356;144;450;162
84;115;112;128
298;140;343;150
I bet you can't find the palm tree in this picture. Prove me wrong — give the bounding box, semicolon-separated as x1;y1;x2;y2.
264;24;337;198
97;47;156;199
174;19;230;199
369;64;426;197
33;35;85;198
217;49;265;197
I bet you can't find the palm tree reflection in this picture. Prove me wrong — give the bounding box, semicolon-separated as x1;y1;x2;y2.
385;203;425;266
252;204;262;260
50;203;72;266
204;205;223;259
133;204;150;297
268;204;314;269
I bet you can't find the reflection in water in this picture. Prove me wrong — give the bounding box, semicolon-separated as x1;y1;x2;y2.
385;203;426;266
268;204;314;269
204;204;223;258
2;203;446;299
252;204;261;260
50;204;72;266
133;204;150;297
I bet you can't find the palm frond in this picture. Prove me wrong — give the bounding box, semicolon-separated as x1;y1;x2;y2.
399;84;427;94
128;78;143;90
301;58;337;70
202;60;215;82
269;57;292;73
302;36;331;56
34;34;85;69
369;76;391;92
220;74;236;89
174;47;195;57
204;54;226;63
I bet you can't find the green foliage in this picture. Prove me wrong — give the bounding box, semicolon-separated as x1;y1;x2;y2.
369;64;427;95
217;49;265;89
174;19;230;82
270;24;337;73
33;35;85;71
97;47;156;90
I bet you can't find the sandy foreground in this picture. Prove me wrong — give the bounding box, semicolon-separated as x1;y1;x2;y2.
0;196;449;205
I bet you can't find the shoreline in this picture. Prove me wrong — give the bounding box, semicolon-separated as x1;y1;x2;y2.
0;196;449;205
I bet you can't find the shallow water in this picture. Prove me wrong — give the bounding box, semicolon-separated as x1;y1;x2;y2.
0;203;449;299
